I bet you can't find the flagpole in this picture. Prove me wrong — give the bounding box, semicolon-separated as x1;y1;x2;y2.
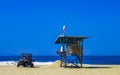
62;25;66;36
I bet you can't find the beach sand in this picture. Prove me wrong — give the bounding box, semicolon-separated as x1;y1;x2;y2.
0;60;120;75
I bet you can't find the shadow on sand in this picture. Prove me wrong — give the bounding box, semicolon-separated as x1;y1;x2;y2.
82;66;111;69
63;66;111;69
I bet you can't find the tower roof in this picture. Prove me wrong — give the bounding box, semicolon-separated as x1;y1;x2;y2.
54;35;88;44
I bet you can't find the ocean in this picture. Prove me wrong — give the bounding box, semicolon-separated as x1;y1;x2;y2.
0;56;120;64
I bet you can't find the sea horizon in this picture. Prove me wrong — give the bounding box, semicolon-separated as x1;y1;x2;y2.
0;56;120;64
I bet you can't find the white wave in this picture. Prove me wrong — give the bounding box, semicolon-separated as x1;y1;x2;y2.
33;62;53;65
0;61;17;65
0;61;53;66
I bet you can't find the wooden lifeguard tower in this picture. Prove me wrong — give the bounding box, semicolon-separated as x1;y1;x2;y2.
54;35;88;68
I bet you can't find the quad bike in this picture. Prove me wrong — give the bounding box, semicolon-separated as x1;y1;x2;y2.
17;53;34;67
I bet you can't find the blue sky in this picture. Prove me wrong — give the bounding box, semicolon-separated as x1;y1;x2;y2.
0;0;120;56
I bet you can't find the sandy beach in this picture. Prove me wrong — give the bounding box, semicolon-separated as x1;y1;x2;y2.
0;60;120;75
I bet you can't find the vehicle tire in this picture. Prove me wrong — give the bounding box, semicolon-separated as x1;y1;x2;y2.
31;63;34;67
17;63;20;67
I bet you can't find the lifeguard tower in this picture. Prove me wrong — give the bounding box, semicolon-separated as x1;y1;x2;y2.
54;35;88;68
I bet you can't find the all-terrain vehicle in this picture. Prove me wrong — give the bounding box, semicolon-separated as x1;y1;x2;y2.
17;53;34;67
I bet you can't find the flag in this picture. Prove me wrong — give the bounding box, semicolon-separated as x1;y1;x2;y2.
62;25;66;32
